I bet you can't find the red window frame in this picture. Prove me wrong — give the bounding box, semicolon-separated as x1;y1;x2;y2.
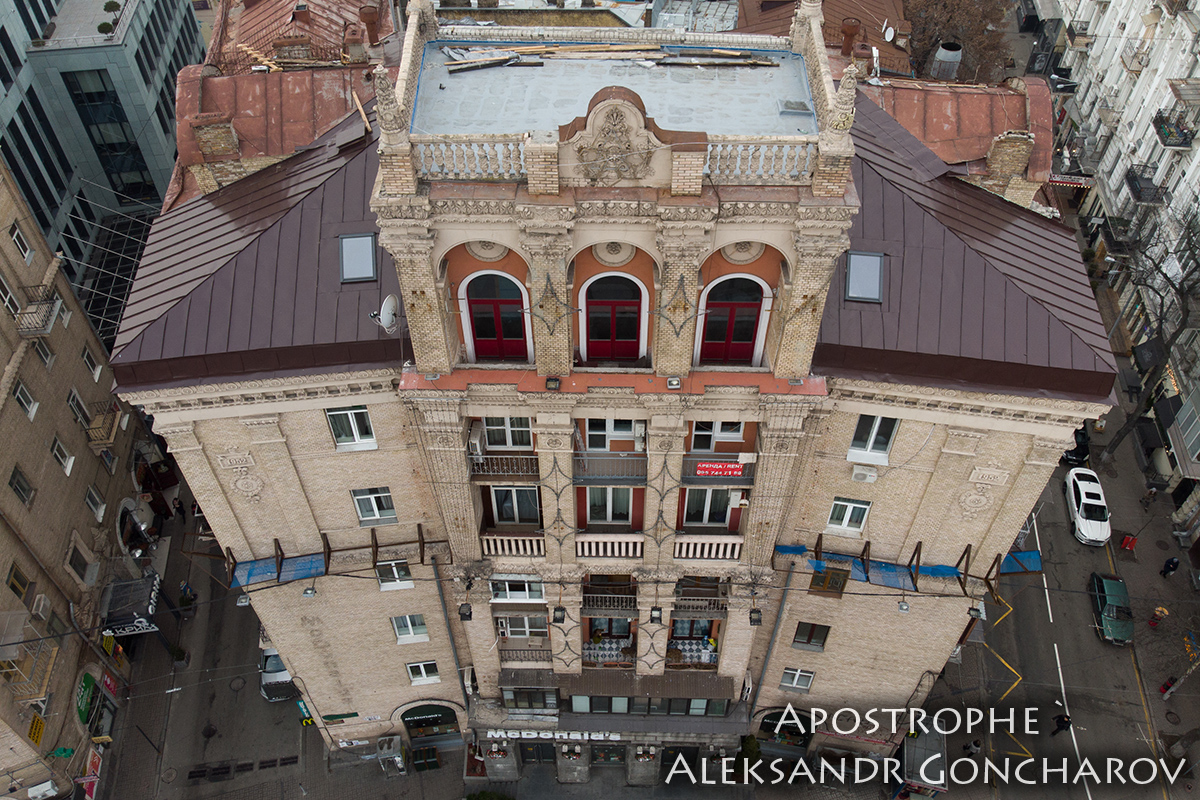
585;277;641;362
699;279;763;365
467;274;527;362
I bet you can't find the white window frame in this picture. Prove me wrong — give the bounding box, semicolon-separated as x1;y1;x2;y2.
99;448;118;475
491;486;540;525
376;560;414;590
12;381;38;420
483;416;532;450
390;614;430;643
352;487;397;525
847;415;898;466
406;660;440;685
845;252;884;302
691;421;744;452
827;497;871;533
67;389;90;427
8;468;34;506
53;292;70;328
326;406;376;451
496;615;548;638
32;339;54;368
683;488;731;527
587;486;632;524
84;485;106;522
81;348;102;382
781;667;815;693
586;418;635;451
8;222;32;264
339;234;377;282
577;271;651;363
691;272;774;368
51;437;74;476
0;274;16;317
457;270;535;365
490;578;544;601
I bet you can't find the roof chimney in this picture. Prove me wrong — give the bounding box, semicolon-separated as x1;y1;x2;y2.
292;2;310;24
840;18;861;57
358;5;380;46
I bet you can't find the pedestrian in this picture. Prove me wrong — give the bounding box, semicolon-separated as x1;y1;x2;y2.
1141;487;1159;511
172;496;186;521
1161;557;1181;578
191;500;203;518
962;739;982;757
1050;714;1072;736
1150;606;1170;628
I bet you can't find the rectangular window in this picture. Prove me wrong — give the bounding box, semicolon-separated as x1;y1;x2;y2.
589;617;631;638
390;614;429;643
53;291;71;328
707;699;728;716
68;546;90;583
67;389;90;427
51;437;74;475
81;347;101;382
46;612;68;644
691;421;744;452
792;622;830;652
32;339;54;367
484;417;532;449
0;274;19;316
100;448;118;475
406;661;439;684
376;560;413;590
352;487;396;524
587;487;632;524
848;415;897;464
683;488;730;526
586;418;635;450
809;567;850;597
326;406;375;450
502;689;557;709
670;618;713;639
6;564;29;600
846;252;883;302
571;695;589;713
492;486;540;525
630;697;649;714
490;579;543;601
8;468;34;506
496;615;548;638
12;381;38;420
8;222;31;263
828;497;870;533
340;234;377;282
781;667;815;693
85;485;106;522
689;698;708;716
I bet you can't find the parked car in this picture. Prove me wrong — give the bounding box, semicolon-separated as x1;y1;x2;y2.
1064;468;1112;545
1088;572;1134;645
1061;425;1090;467
259;648;300;701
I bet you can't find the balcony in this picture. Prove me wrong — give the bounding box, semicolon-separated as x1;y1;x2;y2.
673;596;729;617
85;401;123;451
469;453;540;481
673;533;744;560
1100;216;1137;256
665;638;719;670
1125;164;1168;205
1153;109;1196;149
498;647;552;664
580;593;638;614
1066;21;1093;48
581;635;636;669
14;287;60;338
575;532;644;559
572;452;647;485
481;531;545;558
1122;41;1149;73
2;623;58;702
682;454;757;486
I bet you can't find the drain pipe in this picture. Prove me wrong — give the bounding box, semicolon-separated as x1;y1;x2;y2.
750;561;794;713
431;555;469;710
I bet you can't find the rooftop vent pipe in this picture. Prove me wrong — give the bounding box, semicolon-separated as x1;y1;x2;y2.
840;18;861;57
929;42;963;81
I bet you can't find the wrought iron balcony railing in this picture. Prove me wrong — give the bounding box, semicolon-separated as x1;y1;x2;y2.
1125;164;1167;205
1066;21;1093;48
572;452;647;485
1153;109;1196;149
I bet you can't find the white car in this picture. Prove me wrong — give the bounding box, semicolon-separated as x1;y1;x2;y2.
259;648;300;701
1064;468;1112;545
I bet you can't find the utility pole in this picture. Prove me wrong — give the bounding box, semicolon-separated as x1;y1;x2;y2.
1162;656;1200;700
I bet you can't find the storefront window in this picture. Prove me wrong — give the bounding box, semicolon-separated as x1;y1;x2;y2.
570;695;728;716
592;744;625;764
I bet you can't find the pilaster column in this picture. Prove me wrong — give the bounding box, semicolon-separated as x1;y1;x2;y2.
718;591;755;682
407;398;482;562
637;583;668;676
812;67;859;199
550;582;583;675
654;226;711;377
519;228;575;377
740;403;813;566
773;234;850;378
461;582;502;697
532;413;575;565
643;419;686;563
240;415;322;554
379;229;457;375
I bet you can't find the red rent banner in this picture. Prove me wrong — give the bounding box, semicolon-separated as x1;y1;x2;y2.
694;462;744;477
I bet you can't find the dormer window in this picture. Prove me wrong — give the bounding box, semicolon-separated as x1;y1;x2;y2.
340;234;377;282
845;252;883;302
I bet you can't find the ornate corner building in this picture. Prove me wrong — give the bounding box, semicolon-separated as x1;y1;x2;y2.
111;0;1116;783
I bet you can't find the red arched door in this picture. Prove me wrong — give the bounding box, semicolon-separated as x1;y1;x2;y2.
699;278;763;365
468;274;527;361
586;276;641;362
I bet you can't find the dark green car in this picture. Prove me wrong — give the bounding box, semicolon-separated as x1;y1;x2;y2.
1089;573;1134;645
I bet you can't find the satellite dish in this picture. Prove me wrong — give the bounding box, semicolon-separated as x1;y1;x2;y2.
884;26;896;42
370;294;400;335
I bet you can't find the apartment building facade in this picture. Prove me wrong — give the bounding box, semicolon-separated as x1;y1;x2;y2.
0;160;146;797
110;0;1115;783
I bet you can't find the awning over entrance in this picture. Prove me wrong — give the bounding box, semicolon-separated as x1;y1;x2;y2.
99;572;162;637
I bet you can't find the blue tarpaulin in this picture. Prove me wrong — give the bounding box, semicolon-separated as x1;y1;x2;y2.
231;554;327;587
774;545;810;555
232;558;278;588
804;552;961;590
1000;550;1043;574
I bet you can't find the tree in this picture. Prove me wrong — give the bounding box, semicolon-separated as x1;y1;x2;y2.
903;0;1010;84
1102;211;1200;460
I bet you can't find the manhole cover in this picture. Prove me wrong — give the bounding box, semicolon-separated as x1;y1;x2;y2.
161;768;177;784
1157;540;1171;551
230;676;246;692
1167;711;1181;725
1103;467;1119;478
202;723;218;739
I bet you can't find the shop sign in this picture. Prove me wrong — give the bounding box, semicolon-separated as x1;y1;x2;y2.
101;672;119;697
76;674;97;725
1050;173;1095;188
83;749;102;800
486;729;621;741
101;617;158;638
27;713;44;746
101;636;115;656
694;462;744;477
297;700;315;727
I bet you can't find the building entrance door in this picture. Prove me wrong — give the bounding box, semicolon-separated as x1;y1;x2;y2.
520;742;557;763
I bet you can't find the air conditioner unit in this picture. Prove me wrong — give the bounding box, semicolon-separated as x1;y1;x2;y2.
31;594;50;621
468;420;485;463
851;464;878;483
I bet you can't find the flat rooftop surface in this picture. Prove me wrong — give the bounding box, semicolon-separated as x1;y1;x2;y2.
411;41;816;136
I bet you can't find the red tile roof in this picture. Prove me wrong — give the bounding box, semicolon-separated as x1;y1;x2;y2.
735;0;912;73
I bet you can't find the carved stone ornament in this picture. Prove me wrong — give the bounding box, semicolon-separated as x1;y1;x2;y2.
592;242;636;267
465;241;510;262
958;486;993;520
575;106;653;187
216;449;255;469
230;466;265;503
540;436;566;450
372;65;403;134
721;241;766;265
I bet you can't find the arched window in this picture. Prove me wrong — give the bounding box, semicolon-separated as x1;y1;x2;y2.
697;277;769;365
585;276;642;362
463;273;529;362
